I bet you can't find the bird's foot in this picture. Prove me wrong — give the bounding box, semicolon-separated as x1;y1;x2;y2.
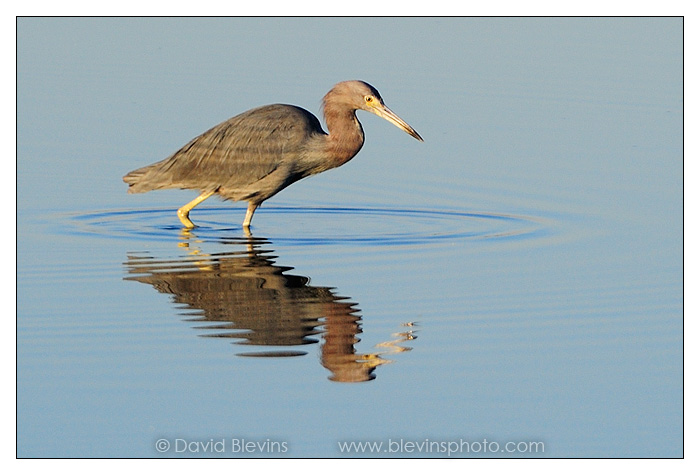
177;208;197;228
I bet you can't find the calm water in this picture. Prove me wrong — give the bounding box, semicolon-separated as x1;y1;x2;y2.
17;18;682;458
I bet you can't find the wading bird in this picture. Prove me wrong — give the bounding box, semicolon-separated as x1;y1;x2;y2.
123;80;423;228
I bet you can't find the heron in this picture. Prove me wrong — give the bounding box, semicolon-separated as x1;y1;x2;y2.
123;80;423;229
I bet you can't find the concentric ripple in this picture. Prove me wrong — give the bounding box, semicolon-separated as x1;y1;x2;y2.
62;205;554;247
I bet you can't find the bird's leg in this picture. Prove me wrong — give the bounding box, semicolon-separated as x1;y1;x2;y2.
177;191;214;228
243;202;259;229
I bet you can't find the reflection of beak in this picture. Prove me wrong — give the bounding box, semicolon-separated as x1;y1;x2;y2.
371;104;424;142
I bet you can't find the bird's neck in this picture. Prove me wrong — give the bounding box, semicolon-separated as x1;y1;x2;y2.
324;105;365;168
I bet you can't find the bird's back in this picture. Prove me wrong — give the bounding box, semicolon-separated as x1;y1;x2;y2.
123;104;327;201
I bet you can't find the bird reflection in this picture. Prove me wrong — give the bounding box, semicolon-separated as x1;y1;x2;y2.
123;233;415;382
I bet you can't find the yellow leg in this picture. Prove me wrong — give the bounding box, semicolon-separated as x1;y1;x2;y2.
177;191;214;228
243;202;259;229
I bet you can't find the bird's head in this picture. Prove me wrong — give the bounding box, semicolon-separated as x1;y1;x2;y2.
323;80;423;142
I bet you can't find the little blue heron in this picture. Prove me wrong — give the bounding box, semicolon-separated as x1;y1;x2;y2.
123;80;423;228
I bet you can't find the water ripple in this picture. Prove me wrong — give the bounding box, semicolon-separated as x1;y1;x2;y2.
61;205;554;248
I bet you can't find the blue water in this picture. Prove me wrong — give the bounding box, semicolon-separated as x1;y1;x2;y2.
17;17;682;458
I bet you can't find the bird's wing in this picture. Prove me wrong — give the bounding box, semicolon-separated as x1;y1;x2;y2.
126;104;324;196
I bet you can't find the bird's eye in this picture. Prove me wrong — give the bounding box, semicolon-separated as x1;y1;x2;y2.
365;96;373;103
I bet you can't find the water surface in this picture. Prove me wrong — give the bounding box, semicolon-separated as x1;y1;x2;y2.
17;17;682;458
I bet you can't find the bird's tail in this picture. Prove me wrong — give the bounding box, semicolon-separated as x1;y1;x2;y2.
123;166;153;194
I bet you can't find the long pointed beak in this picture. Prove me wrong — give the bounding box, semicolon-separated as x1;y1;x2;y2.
371;104;424;142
